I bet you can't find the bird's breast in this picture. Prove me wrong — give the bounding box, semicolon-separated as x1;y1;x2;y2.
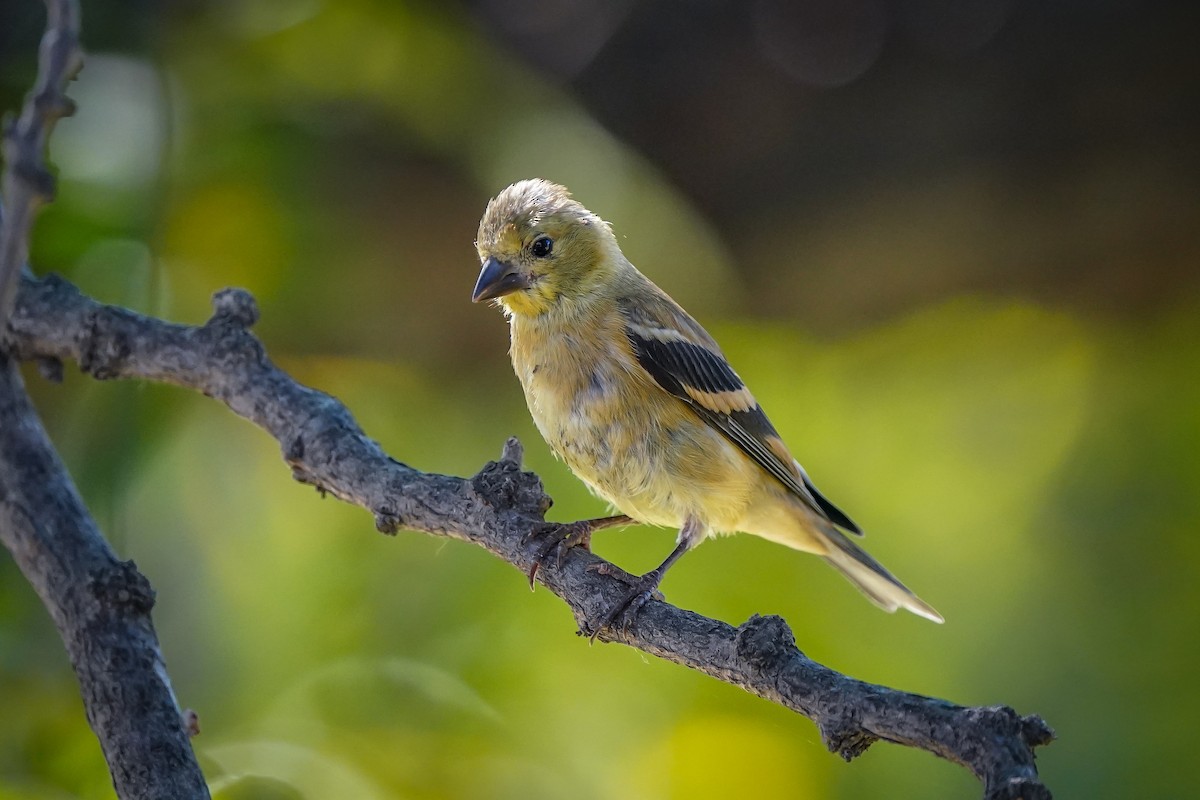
512;321;632;472
510;315;656;496
508;313;755;529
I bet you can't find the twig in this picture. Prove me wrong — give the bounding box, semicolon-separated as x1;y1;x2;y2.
0;0;83;328
6;273;1056;799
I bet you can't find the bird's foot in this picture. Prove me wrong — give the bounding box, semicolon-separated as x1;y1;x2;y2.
524;520;596;589
524;515;633;589
579;566;665;643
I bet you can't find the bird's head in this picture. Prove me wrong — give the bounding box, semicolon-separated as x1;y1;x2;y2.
473;179;620;317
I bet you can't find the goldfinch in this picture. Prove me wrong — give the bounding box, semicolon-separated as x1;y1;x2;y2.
472;179;942;632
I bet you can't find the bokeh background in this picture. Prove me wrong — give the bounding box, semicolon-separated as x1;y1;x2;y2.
2;0;1198;797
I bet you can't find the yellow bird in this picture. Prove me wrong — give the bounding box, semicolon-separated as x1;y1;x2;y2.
472;179;942;633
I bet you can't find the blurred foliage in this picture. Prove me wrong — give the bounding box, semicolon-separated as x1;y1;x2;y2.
1;0;1197;798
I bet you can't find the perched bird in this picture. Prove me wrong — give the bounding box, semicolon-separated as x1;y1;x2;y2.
472;179;942;633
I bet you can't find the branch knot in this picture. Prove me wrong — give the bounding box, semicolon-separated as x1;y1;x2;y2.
33;88;77;122
209;288;259;328
735;613;803;668
10;158;57;201
471;438;552;518
1022;715;1055;749
91;559;156;613
78;308;131;380
374;506;403;534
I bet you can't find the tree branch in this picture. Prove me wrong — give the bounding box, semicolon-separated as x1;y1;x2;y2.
0;351;210;799
0;0;82;328
5;273;1055;799
0;5;211;797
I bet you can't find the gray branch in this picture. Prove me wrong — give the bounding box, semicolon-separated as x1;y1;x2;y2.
0;351;210;799
0;2;210;798
0;0;82;328
5;273;1055;800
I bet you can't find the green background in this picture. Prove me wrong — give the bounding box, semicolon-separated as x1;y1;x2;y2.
1;1;1197;798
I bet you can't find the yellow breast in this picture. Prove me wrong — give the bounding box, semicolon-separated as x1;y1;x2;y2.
509;307;756;531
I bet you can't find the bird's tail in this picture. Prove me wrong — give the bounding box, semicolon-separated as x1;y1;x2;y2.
819;525;944;623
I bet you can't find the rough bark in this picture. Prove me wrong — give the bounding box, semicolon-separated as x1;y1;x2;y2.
5;273;1055;799
0;0;82;327
0;349;210;800
0;2;209;798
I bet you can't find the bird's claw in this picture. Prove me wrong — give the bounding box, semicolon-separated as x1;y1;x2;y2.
580;570;665;643
525;521;594;590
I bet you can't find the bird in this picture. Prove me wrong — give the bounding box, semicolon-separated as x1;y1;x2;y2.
472;178;942;636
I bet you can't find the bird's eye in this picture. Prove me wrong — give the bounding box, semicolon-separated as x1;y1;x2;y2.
530;236;553;258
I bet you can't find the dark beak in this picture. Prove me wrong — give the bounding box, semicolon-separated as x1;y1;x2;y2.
472;256;530;303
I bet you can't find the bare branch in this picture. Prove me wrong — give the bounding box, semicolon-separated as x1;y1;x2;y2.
0;346;210;799
0;0;83;328
6;273;1055;799
0;6;210;795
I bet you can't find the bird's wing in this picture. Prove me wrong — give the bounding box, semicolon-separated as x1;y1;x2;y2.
619;294;861;534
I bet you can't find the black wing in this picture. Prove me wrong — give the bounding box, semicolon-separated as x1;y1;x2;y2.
622;303;861;534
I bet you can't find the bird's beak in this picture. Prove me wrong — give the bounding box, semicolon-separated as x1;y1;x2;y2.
472;256;530;303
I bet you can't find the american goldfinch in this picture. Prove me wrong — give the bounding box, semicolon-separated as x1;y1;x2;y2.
473;179;942;632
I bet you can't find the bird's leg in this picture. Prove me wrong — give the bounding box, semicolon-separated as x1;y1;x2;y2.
525;515;633;589
584;516;704;642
